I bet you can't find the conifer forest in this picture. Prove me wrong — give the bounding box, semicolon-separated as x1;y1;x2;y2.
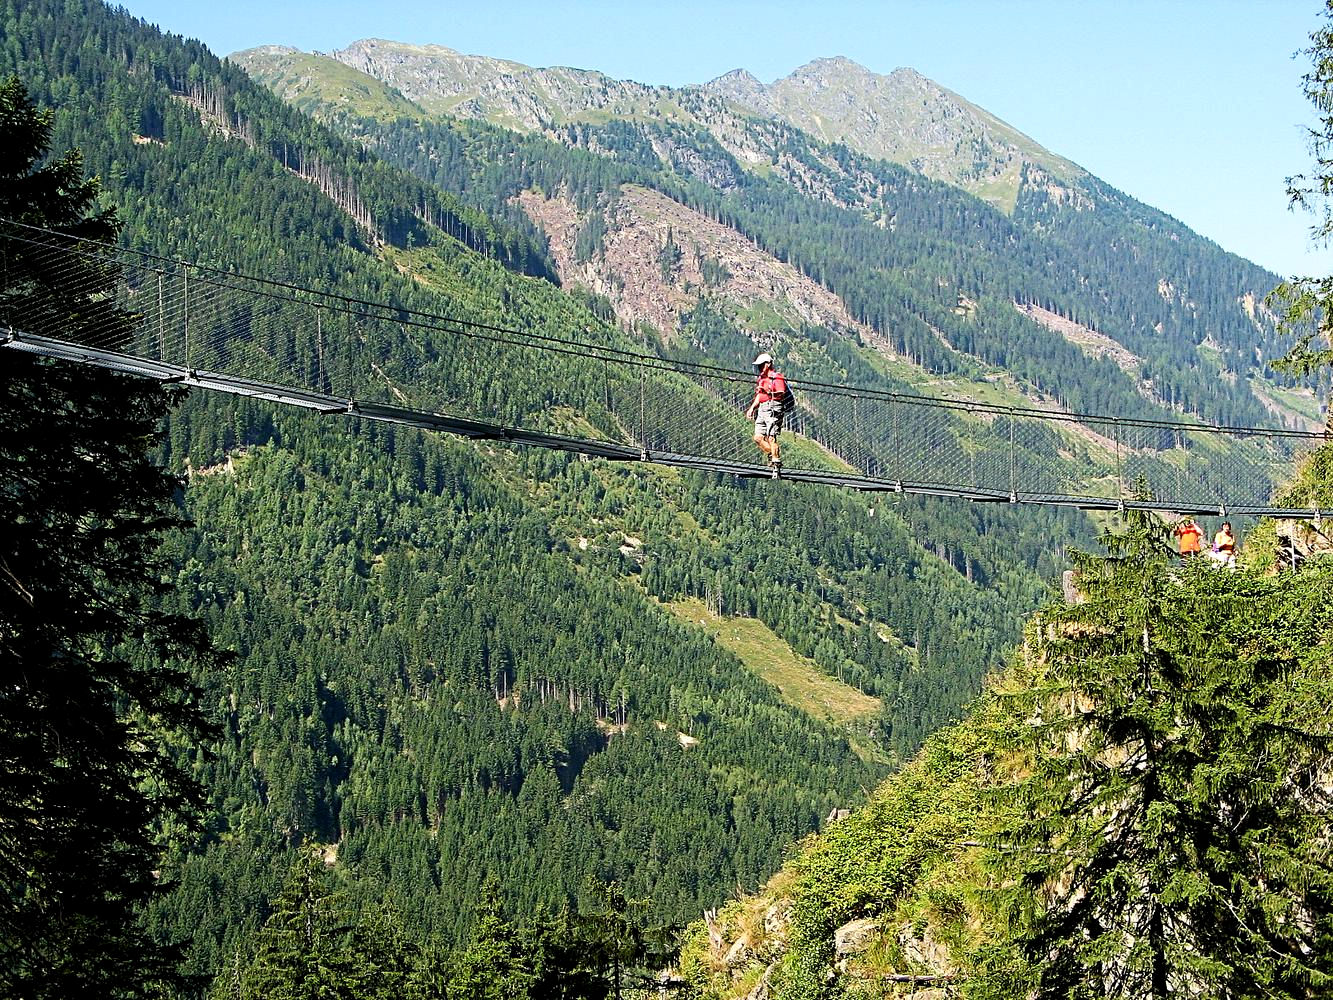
4;1;1333;997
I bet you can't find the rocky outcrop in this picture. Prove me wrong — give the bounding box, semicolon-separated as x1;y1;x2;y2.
1014;301;1142;377
834;917;879;956
1276;519;1333;570
330;39;529;114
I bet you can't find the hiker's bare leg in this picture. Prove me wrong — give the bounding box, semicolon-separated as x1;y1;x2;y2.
753;431;773;459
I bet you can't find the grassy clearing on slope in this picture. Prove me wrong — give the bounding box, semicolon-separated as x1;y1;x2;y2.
663;597;880;727
237;49;422;121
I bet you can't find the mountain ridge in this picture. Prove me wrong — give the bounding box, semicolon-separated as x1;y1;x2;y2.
235;40;1087;214
8;4;1326;994
703;56;1085;209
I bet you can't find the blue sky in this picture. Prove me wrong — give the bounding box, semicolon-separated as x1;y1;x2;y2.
124;0;1333;279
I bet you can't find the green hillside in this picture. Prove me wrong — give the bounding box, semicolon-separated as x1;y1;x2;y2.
662;597;882;733
682;502;1333;998
0;1;1078;993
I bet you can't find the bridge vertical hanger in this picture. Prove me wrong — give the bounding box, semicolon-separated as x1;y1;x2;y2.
157;272;164;361
968;413;977;491
182;263;189;371
852;395;862;475
1008;408;1017;503
1113;417;1124;502
696;375;706;456
315;308;323;394
1173;426;1183;508
892;397;902;492
639;367;647;461
343;308;357;413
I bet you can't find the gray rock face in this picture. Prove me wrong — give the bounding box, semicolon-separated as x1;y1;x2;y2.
331;38;530;112
329;38;659;128
834;917;880;956
706;68;773;114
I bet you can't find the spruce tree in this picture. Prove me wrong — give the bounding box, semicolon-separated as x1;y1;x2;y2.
448;882;540;1000
238;851;359;1000
978;512;1333;998
0;77;211;998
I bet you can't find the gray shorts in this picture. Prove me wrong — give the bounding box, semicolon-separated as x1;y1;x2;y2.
754;400;783;438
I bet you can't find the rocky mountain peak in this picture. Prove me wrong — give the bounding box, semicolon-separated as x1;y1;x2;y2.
701;67;773;113
709;67;760;85
723;56;1082;208
238;43;300;57
785;55;876;80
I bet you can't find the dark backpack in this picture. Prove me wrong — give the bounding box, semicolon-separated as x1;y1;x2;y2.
777;383;796;415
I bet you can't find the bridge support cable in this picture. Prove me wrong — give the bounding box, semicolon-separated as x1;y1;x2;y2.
5;328;1330;520
2;220;1330;519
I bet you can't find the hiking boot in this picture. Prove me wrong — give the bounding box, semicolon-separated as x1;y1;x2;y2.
770;458;781;479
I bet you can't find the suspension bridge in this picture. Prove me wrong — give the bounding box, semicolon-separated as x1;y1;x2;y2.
3;223;1330;518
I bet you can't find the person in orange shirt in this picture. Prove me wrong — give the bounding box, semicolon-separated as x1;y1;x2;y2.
1174;517;1203;559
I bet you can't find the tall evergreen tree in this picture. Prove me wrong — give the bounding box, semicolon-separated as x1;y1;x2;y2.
236;851;360;1000
448;882;541;1000
978;512;1333;998
1275;0;1333;391
0;77;211;998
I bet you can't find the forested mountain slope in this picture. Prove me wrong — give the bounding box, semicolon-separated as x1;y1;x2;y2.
0;0;1079;989
235;39;1313;435
682;494;1333;998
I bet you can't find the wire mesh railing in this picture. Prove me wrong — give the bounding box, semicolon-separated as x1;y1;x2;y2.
2;221;1327;516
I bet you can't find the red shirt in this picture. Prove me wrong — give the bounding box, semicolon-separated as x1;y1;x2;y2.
756;371;787;403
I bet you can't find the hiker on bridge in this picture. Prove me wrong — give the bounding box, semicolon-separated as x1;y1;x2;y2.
745;352;786;477
1174;517;1203;560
